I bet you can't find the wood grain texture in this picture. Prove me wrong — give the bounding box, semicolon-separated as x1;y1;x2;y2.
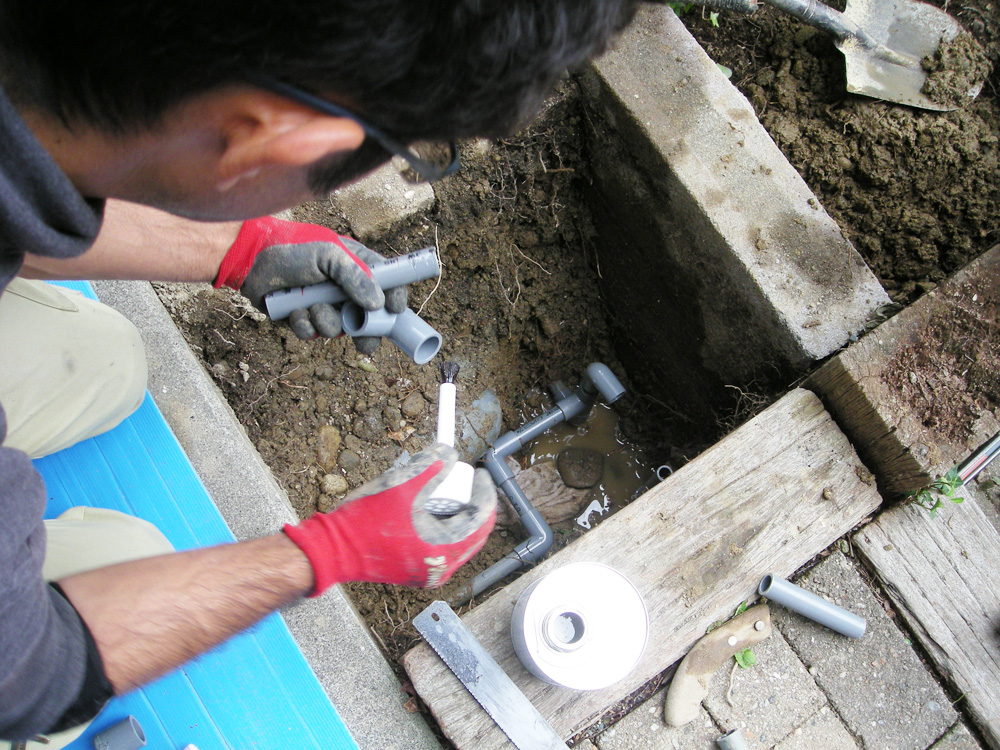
853;494;1000;750
404;389;882;749
808;246;1000;498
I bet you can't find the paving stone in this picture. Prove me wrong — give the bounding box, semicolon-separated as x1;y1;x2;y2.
703;625;826;747
596;691;719;749
930;722;987;750
772;706;860;750
774;551;956;750
331;161;435;242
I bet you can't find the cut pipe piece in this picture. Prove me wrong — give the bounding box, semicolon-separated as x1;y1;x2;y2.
717;728;750;750
759;573;866;638
93;715;146;750
340;303;442;364
263;246;440;320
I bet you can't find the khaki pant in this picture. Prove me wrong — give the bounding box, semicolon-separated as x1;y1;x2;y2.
1;280;162;748
0;278;147;458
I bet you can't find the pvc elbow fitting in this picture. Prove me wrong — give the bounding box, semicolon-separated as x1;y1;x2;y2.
759;574;866;638
340;302;442;365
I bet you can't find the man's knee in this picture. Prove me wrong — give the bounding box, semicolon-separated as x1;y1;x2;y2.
0;280;147;457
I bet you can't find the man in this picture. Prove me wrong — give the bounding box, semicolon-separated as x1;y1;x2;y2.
0;0;639;743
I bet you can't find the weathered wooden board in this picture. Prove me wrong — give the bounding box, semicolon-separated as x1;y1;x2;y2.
404;388;882;749
808;245;1000;498
854;493;1000;750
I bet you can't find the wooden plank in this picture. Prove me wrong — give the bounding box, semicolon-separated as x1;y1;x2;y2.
808;245;1000;498
853;493;1000;750
404;388;882;749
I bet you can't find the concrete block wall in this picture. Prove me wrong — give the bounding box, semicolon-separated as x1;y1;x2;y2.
579;5;889;420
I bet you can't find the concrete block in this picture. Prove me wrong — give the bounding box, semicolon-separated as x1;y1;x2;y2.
596;693;719;749
580;5;889;419
703;627;827;747
775;552;956;750
773;707;860;750
331;161;435;242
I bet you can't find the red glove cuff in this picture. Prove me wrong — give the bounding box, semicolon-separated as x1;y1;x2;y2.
214;217;369;289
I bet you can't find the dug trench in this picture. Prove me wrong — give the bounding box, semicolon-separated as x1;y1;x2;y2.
158;0;999;736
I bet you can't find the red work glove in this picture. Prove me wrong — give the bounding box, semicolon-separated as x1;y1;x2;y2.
284;443;497;594
215;217;407;354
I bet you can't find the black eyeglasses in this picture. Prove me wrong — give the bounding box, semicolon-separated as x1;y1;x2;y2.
247;73;460;183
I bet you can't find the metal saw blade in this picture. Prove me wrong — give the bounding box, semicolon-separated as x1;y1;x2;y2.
413;600;568;750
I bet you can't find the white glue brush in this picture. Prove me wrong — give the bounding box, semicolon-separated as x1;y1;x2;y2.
425;362;476;517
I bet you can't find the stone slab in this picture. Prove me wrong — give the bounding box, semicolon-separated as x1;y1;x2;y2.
932;722;988;750
331;161;436;242
704;627;827;747
775;552;956;750
772;707;860;750
596;696;720;750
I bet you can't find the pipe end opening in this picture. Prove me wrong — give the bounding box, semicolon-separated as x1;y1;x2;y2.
413;334;443;365
341;304;366;336
759;574;774;596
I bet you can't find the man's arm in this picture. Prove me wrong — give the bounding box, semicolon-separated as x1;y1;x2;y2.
57;534;312;693
18;200;239;283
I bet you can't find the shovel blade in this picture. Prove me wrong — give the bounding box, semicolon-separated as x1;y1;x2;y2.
840;0;982;110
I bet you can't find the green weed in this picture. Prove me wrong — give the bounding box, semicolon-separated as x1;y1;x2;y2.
908;468;963;518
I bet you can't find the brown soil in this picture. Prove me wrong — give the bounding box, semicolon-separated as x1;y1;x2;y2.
159;0;999;731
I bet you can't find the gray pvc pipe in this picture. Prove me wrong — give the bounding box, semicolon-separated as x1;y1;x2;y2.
458;363;625;600
716;728;750;750
263;246;440;320
340;303;442;365
93;716;147;750
759;574;867;638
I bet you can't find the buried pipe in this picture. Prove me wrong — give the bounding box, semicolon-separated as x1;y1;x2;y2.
340;303;442;364
454;364;625;603
758;573;867;638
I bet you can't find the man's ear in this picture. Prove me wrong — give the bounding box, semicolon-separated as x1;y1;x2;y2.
214;88;366;191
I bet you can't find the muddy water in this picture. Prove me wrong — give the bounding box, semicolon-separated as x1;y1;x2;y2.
522;402;657;527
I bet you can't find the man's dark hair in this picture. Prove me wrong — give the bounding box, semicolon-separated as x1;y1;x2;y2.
0;0;638;141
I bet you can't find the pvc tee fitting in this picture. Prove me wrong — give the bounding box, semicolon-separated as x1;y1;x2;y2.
340;303;442;365
759;574;866;638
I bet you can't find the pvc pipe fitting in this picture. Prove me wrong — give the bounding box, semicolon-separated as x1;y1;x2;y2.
759;573;867;638
93;716;146;750
340;303;442;364
717;728;750;750
264;246;440;320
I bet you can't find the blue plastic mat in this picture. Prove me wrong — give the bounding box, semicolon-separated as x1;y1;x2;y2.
32;281;357;750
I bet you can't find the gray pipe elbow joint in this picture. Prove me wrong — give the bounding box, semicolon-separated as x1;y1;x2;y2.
584;362;626;403
341;303;442;364
759;574;867;638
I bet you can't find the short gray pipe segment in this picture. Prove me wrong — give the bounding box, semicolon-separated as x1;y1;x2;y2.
716;728;750;750
263;246;440;320
340;303;442;364
93;715;147;750
456;364;625;602
758;573;867;638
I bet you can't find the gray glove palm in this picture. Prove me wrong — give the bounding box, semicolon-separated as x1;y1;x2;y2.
217;217;407;355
